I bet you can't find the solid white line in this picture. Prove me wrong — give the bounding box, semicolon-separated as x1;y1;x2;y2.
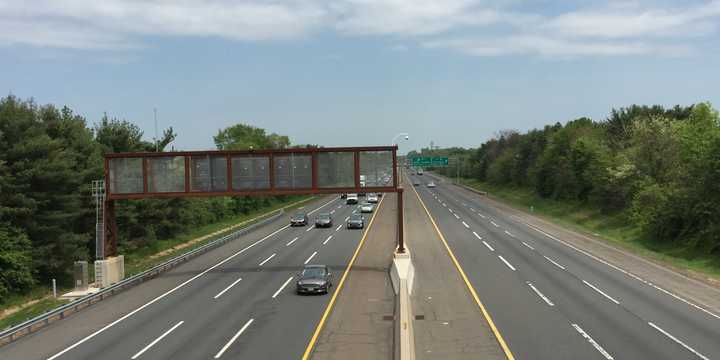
544;256;566;270
572;324;614;360
482;241;495;252
472;231;482;240
526;222;720;321
258;253;276;267
46;211;298;360
490;221;499;227
498;255;516;271
306;225;315;232
453;213;460;219
304;251;317;264
272;277;295;299
323;236;333;245
336;224;342;231
286;237;299;246
583;280;620;305
522;242;535;250
504;230;515;238
131;321;184;359
462;221;470;228
648;322;710;360
214;277;243;299
527;282;554;306
214;318;254;359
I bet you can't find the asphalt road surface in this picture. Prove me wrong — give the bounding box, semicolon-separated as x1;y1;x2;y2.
408;172;720;360
0;195;383;360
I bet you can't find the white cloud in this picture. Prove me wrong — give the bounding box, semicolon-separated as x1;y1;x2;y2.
0;0;718;58
544;0;720;38
333;0;502;36
424;36;692;57
0;0;328;49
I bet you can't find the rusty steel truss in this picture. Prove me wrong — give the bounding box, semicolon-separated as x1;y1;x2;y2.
103;146;405;258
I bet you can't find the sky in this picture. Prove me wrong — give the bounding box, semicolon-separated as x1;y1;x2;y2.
2;0;720;154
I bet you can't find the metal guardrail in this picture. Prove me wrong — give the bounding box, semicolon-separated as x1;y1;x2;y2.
0;209;285;347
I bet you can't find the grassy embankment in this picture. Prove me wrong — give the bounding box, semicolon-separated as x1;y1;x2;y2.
0;195;314;331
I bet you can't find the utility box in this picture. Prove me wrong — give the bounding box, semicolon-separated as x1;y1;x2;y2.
74;261;89;291
94;255;125;288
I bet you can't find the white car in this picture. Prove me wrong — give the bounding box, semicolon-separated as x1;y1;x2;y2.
359;202;374;213
346;193;359;205
367;193;379;203
427;182;436;188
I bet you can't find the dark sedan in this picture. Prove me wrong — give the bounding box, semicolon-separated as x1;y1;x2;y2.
346;214;364;229
314;213;333;228
296;265;332;295
290;212;308;226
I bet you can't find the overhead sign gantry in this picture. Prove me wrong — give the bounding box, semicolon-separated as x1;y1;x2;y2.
103;146;404;257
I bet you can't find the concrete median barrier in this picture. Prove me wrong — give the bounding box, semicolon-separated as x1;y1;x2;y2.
391;250;416;360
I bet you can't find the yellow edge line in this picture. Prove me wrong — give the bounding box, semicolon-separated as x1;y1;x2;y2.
407;174;516;360
301;195;386;360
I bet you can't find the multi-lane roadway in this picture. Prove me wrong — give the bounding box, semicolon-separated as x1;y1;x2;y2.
0;196;383;360
408;172;720;360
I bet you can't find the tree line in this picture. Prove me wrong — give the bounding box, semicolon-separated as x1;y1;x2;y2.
0;95;293;302
410;102;720;256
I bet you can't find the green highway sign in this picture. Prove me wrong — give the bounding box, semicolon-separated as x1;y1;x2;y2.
411;157;449;167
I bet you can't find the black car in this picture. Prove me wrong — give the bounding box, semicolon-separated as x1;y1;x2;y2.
290;212;308;226
296;264;332;294
346;214;364;229
315;213;333;228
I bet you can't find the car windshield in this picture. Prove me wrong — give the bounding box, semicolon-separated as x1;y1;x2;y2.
350;215;362;221
292;213;305;219
318;213;331;220
301;267;326;279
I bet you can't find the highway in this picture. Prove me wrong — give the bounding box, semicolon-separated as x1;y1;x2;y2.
407;172;720;360
0;196;383;360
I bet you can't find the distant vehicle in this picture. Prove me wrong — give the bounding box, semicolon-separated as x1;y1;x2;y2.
359;202;374;213
377;192;383;197
315;213;333;228
296;264;332;295
367;193;379;203
346;214;365;229
290;212;308;226
346;193;359;204
340;193;347;199
417;169;424;175
427;182;436;188
413;180;421;186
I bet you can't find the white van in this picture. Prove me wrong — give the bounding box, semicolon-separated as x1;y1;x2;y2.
346;193;359;205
